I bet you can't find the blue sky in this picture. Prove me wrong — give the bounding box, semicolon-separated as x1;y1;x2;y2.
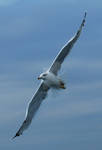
0;0;102;150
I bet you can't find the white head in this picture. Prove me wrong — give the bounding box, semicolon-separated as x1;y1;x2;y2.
38;72;48;80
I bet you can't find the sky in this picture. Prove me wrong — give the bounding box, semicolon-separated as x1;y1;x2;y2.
0;0;102;150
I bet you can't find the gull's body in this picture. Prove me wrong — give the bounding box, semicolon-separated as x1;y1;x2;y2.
39;71;65;89
13;12;87;138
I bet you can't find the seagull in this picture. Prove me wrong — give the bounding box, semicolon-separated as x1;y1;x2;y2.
13;12;87;138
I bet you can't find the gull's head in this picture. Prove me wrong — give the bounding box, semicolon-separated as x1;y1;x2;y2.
38;73;48;80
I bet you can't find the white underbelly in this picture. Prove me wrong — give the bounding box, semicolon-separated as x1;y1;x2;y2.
44;72;60;88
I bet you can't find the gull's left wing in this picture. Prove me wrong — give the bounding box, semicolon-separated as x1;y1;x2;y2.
49;12;87;75
13;82;49;138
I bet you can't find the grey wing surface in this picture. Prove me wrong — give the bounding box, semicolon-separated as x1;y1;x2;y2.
49;12;87;75
13;82;49;138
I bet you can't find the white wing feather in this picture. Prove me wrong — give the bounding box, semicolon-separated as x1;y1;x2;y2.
49;12;87;75
13;82;49;138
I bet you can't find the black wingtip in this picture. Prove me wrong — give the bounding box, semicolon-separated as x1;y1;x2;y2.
82;11;87;27
84;11;87;18
12;133;20;140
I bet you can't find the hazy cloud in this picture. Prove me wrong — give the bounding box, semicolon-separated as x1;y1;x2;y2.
0;1;101;150
0;0;18;6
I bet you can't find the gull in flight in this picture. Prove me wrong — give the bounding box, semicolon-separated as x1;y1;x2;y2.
13;12;87;138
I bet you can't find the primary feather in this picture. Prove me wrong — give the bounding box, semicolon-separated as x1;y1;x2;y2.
49;12;86;75
13;83;49;138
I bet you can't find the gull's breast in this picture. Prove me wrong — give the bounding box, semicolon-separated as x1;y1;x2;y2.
44;72;60;88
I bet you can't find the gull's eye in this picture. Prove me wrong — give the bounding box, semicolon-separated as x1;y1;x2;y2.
43;73;47;77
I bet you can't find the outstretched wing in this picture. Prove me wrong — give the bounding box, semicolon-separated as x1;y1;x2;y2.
13;82;49;138
49;12;87;75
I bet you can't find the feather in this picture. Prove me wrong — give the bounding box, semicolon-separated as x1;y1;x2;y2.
12;83;49;139
49;12;87;75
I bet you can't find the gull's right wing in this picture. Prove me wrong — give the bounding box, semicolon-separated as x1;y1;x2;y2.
49;12;87;75
13;82;49;138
